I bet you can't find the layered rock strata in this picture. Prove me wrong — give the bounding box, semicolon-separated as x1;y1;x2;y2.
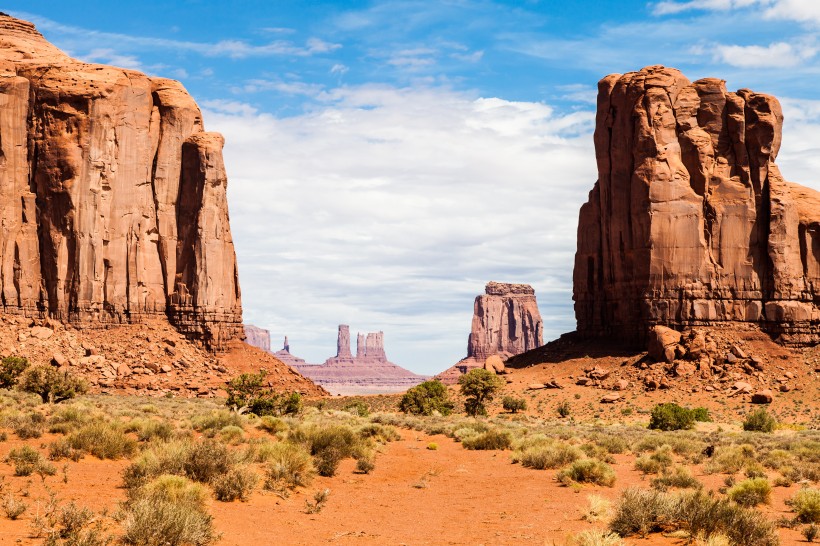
292;325;428;395
243;325;271;352
574;65;820;345
0;15;242;349
437;282;544;383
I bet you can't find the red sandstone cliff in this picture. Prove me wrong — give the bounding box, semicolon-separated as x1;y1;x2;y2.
574;65;820;345
0;14;242;349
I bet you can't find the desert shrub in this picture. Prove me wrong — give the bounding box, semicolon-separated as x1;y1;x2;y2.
791;488;820;523
225;371;301;416
635;446;674;474
571;529;625;546
784;463;820;484
357;423;401;443
760;449;792;470
515;442;583;470
264;442;315;492
399;380;454;416
66;421;137;459
805;524;819;543
218;425;245;444
122;475;216;546
648;403;696;431
10;411;45;439
609;487;677;536
18;365;87;403
557;401;572;418
211;466;258;502
557;459;616;487
583;494;612;522
502;396;527;413
48;438;84;462
127;419;175;442
122;441;192;489
355;453;376;474
345;401;370;417
7;445;43;476
691;407;711;422
593;435;628;455
651;466;702;490
743;408;777;432
580;443;614;463
258;416;287;434
0;356;29;388
191;410;244;435
183;440;233;483
1;492;26;519
705;445;753;475
290;424;369;477
458;369;503;416
48;404;91;434
304;488;330;514
427;442;438;450
461;428;512;450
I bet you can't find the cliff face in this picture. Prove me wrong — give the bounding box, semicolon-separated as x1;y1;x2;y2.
574;65;820;345
0;15;242;349
243;325;271;352
468;282;544;360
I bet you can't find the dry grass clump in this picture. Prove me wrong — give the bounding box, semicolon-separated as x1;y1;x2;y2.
67;421;138;459
557;459;616;487
122;475;217;546
461;428;512;450
514;440;583;470
9;411;45;439
582;494;612;522
727;478;772;507
571;529;624;546
634;445;674;475
790;488;820;523
211;466;259;502
263;442;316;493
288;423;374;477
651;465;702;491
191;410;244;436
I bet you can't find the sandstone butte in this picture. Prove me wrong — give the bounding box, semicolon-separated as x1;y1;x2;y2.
574;65;820;346
291;325;429;395
0;14;242;349
437;282;543;383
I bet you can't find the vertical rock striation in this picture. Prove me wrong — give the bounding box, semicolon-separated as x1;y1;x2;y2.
574;65;820;345
0;14;242;349
468;282;544;360
243;325;271;353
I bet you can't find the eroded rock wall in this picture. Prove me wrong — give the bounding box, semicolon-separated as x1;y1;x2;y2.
574;65;820;345
467;282;544;360
0;15;242;349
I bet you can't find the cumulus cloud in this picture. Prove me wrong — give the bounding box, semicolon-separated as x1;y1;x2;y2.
704;40;818;67
203;85;596;374
654;0;820;25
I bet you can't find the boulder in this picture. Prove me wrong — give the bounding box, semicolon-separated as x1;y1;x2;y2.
30;326;53;340
600;393;622;403
751;389;773;404
647;326;681;363
483;355;506;374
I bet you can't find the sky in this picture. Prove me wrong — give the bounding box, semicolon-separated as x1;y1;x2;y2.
7;0;820;374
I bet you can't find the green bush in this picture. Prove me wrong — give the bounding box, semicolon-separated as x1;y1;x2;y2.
461;428;512;450
122;475;216;546
557;459;616;487
743;409;777;432
18;365;87;403
691;407;711;422
791;488;820;523
727;478;772;507
399;380;454;416
344;401;370;417
502;396;527;413
67;421;138;459
648;403;696;431
458;369;503;417
290;424;370;477
225;371;301;416
0;356;29;388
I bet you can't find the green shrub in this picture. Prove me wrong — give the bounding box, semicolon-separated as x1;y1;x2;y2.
6;445;43;476
67;421;138;459
461;428;512;450
516;442;583;470
791;488;820;523
211;466;258;502
264;442;315;492
399;380;454;416
344;401;370;417
225;371;301;416
651;466;701;490
258;416;287;434
502;396;527;413
743;409;777;432
691;407;711;422
122;475;216;546
557;401;572;418
427;442;438;450
18;365;87;403
458;369;503;416
557;459;616;487
218;425;245;444
648;403;696;431
290;424;370;478
122;441;192;490
0;356;29;388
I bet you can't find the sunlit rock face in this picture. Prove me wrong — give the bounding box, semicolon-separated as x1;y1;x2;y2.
0;14;242;349
574;65;820;345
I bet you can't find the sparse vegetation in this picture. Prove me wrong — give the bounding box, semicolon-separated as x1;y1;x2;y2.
557;459;616;487
791;488;820;523
743;408;777;433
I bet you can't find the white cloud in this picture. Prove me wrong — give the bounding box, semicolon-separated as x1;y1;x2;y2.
654;0;820;25
764;0;820;25
204;85;596;374
82;48;143;69
653;0;760;15
708;41;817;67
330;63;349;75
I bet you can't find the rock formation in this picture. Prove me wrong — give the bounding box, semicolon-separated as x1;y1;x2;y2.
292;325;428;395
243;325;271;352
273;336;307;367
437;282;544;383
0;14;242;349
574;65;820;345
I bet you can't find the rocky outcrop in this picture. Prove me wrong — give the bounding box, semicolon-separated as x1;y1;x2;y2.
468;282;544;360
438;282;543;383
244;325;271;352
292;325;428;395
574;65;820;345
273;336;307;367
0;14;242;349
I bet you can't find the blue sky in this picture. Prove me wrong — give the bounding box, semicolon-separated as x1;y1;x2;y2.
7;1;820;373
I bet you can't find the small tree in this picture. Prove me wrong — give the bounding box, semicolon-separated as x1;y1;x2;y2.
0;356;29;388
399;380;454;416
648;403;696;431
743;408;777;432
458;369;503;417
502;396;527;414
19;365;87;404
225;371;301;416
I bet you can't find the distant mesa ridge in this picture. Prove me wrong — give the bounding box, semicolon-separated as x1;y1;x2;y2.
574;65;820;345
0;14;242;349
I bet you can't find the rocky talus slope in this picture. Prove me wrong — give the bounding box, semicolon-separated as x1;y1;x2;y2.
574;65;820;345
0;14;241;349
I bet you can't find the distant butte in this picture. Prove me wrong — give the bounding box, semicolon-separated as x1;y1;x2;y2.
574;65;820;345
